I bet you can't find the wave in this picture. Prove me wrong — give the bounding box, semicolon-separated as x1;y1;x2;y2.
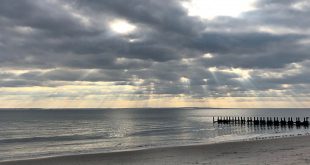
0;134;111;144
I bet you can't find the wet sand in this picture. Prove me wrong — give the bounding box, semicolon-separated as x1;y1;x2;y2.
2;135;310;165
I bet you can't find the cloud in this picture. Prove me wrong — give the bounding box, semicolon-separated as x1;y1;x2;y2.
1;0;310;104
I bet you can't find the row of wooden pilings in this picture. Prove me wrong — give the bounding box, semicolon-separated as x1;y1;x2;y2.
213;116;309;127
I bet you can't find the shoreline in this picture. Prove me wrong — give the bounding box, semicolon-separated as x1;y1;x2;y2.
1;132;306;163
2;134;310;165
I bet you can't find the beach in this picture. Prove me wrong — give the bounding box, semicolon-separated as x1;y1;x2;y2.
2;0;310;164
2;135;310;165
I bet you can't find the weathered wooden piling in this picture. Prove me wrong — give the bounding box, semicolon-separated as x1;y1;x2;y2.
267;117;273;126
302;117;309;126
280;117;286;126
213;116;309;127
274;117;279;126
288;117;294;126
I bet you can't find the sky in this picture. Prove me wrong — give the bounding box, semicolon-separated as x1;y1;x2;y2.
1;0;310;108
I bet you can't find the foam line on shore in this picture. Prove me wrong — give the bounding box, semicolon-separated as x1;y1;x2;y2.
2;134;310;165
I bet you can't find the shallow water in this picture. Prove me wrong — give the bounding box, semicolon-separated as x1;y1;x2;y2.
0;108;309;162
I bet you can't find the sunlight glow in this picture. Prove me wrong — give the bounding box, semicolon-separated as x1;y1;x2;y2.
203;53;214;59
292;1;310;10
227;68;251;80
110;20;136;34
182;0;256;19
208;67;218;72
180;77;190;84
14;26;34;34
282;84;291;89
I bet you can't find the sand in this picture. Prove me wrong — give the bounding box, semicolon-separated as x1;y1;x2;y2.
2;135;310;165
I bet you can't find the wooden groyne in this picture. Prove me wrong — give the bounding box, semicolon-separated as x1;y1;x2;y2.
213;116;309;127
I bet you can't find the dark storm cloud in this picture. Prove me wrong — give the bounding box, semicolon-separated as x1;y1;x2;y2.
0;0;100;36
192;32;307;68
1;0;310;98
19;69;131;82
77;0;204;35
0;80;43;87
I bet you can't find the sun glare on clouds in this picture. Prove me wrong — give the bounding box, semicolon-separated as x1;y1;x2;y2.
110;19;136;34
182;0;257;19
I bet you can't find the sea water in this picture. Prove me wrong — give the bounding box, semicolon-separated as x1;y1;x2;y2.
0;108;309;162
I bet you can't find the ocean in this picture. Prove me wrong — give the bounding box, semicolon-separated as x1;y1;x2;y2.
0;108;310;162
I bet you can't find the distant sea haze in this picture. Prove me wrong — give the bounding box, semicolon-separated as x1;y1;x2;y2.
0;108;309;162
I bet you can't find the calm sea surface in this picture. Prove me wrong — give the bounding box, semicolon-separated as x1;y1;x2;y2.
0;108;310;162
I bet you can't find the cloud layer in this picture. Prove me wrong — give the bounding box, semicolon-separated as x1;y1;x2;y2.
1;0;310;107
